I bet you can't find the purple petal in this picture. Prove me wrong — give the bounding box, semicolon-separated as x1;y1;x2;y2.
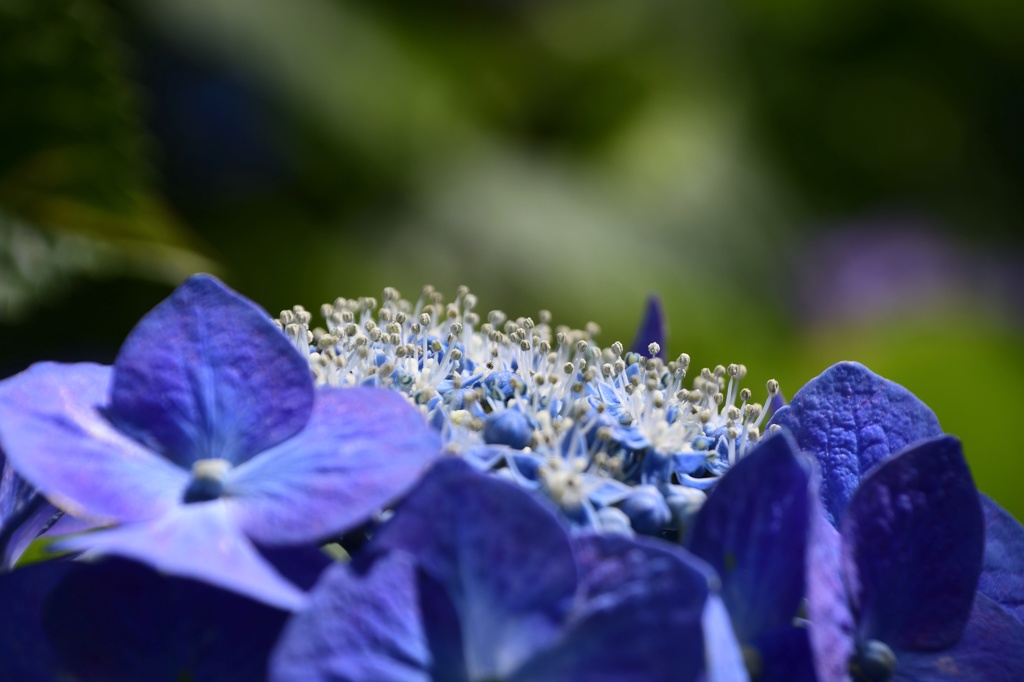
977;493;1024;624
628;294;666;359
108;274;314;467
0;363;189;523
1;497;60;570
56;501;307;611
688;431;811;644
0;560;75;681
894;592;1024;682
1;448;62;567
226;387;441;545
767;361;942;526
806;501;855;682
508;534;714;682
270;553;432;682
369;458;578;681
43;557;289;682
842;436;983;651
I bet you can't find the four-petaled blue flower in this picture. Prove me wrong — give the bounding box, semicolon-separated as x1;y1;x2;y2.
0;274;441;608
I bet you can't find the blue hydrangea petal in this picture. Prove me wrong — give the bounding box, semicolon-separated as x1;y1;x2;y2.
0;363;190;523
0;560;75;681
368;458;577;681
893;592;1024;682
43;557;289;682
226;387;441;546
688;431;811;644
752;626;817;682
108;274;314;468
842;436;983;651
702;594;752;682
767;361;942;526
56;501;307;611
270;553;432;682
506;534;714;682
977;493;1024;625
628;294;666;359
806;501;855;682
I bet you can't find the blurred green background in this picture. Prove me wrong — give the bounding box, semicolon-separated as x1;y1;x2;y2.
2;0;1022;517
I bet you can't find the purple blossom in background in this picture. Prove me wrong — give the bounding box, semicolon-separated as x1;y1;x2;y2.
795;218;1024;327
270;458;747;682
0;274;441;608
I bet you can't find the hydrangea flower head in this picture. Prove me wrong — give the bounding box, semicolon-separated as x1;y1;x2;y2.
0;274;441;608
283;286;782;537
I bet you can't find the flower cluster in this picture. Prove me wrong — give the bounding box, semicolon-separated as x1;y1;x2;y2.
0;274;1021;681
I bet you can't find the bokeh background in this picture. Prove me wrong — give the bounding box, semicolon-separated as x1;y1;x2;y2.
2;0;1022;517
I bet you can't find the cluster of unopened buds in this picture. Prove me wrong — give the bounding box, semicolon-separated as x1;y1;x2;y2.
0;274;1021;681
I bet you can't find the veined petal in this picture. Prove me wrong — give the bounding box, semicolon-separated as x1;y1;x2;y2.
226;387;441;546
842;436;983;651
108;274;314;467
269;553;432;682
508;534;714;682
368;458;577;681
894;593;1024;682
978;494;1024;624
56;501;307;611
0;363;189;523
687;431;811;644
43;557;289;682
767;361;942;526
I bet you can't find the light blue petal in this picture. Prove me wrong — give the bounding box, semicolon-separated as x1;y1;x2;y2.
702;594;751;682
0;363;189;523
56;500;306;611
226;387;441;545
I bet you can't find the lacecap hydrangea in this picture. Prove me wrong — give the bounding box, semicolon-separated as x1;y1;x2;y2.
0;274;1021;682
